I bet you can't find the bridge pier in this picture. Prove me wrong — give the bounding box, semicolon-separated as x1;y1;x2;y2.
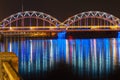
0;34;2;40
0;52;21;80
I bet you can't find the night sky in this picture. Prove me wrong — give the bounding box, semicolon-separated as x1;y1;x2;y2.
0;0;119;22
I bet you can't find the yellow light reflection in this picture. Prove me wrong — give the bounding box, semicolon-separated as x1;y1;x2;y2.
112;38;117;67
66;40;69;63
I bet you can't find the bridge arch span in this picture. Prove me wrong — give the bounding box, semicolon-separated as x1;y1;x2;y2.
0;11;61;27
63;11;120;27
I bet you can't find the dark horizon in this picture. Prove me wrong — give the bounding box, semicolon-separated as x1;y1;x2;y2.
0;0;119;22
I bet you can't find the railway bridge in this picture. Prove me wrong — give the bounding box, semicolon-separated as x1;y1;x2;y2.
0;11;120;38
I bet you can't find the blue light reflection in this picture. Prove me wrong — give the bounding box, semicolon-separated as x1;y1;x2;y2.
0;38;120;79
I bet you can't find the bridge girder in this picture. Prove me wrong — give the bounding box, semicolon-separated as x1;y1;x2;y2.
63;11;120;26
0;11;61;27
0;11;120;29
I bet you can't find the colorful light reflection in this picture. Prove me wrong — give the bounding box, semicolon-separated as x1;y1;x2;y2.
0;38;120;79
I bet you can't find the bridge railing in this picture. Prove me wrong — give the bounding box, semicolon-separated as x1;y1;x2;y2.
0;26;120;31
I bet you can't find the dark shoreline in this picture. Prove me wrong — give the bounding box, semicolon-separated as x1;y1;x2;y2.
0;31;119;40
66;31;119;39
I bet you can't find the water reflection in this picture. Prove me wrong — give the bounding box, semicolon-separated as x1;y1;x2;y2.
0;38;120;79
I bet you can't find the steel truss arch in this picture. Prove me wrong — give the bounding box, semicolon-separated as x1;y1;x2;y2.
0;11;61;27
63;11;120;26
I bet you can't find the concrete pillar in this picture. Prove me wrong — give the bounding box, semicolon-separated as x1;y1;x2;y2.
0;52;20;80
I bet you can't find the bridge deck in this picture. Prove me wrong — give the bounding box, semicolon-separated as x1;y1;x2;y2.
0;26;120;37
0;26;120;31
0;29;120;32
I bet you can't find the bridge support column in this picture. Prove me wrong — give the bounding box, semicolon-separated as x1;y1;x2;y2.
0;52;20;80
0;34;2;41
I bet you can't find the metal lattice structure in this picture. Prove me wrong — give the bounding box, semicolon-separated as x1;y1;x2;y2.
0;11;120;29
0;11;61;27
63;11;120;26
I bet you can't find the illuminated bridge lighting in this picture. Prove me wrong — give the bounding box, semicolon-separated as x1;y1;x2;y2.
0;11;120;37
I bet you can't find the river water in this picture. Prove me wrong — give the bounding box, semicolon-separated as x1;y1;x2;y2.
0;37;120;80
